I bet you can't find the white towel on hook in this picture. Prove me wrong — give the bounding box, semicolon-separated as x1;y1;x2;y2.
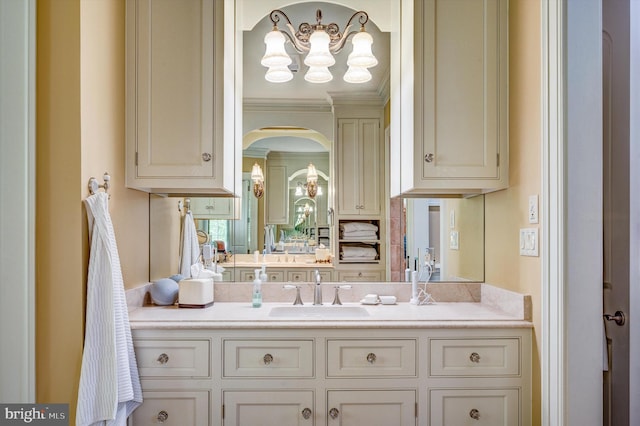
77;192;142;426
180;211;200;277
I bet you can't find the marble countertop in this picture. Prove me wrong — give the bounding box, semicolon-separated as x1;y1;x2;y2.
128;301;533;330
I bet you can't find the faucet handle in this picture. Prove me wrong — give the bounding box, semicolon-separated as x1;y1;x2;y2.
283;284;304;305
332;285;352;305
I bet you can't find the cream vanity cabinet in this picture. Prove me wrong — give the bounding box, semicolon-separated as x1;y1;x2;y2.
125;0;234;194
394;0;509;195
336;118;382;216
131;327;530;426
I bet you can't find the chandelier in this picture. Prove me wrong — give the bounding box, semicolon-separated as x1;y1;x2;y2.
261;9;378;84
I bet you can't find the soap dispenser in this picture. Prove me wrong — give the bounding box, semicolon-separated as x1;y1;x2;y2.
252;270;262;308
260;264;268;282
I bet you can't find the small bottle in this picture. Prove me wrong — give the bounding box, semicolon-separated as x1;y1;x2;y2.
252;269;262;308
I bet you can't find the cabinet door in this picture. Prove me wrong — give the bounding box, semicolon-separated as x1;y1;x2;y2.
190;197;238;220
126;0;230;193
223;390;314;426
395;0;508;195
429;388;519;426
326;390;415;426
266;165;288;224
130;390;209;426
337;118;381;216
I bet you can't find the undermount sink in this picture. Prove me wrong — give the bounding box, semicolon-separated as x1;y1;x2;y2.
269;305;370;318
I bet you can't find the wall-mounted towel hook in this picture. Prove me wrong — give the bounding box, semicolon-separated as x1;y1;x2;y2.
88;172;111;197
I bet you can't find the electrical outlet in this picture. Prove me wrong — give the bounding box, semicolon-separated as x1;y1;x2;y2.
528;195;539;224
519;228;539;256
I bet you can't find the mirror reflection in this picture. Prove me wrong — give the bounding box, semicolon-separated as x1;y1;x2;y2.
148;1;485;283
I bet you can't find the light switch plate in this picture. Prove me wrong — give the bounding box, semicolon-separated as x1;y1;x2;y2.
449;230;459;250
528;195;539;224
519;228;539;256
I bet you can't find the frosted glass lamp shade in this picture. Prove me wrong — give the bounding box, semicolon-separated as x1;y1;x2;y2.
347;31;378;68
306;163;318;181
265;66;293;83
251;163;264;182
304;66;333;83
261;30;291;68
304;30;335;67
343;66;372;83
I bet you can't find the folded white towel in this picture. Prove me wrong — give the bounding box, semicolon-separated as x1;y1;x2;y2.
341;231;378;239
341;246;378;258
340;222;379;233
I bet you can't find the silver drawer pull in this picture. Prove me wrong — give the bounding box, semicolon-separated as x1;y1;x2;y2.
157;353;169;364
329;408;340;419
366;353;377;364
469;352;481;363
157;410;169;423
302;407;312;420
263;353;274;365
469;408;480;420
202;152;212;162
425;153;435;163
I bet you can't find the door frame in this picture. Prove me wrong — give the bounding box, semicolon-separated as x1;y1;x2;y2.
542;0;605;424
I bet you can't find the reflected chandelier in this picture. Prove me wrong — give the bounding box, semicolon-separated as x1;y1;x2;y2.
261;9;378;84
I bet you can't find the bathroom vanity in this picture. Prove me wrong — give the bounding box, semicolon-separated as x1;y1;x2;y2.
127;285;531;426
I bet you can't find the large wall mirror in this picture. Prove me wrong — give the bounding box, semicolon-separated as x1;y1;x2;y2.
149;0;484;283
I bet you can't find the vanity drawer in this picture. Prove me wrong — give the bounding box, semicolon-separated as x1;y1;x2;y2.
265;270;284;282
130;390;209;426
428;388;519;426
239;270;258;281
223;339;314;378
429;338;520;377
286;270;308;282
326;339;417;377
134;339;210;378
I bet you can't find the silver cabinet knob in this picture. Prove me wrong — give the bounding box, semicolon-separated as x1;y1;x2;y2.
469;408;480;420
366;353;377;364
157;353;169;364
157;410;169;423
358;272;363;277
329;408;340;419
425;153;434;163
202;152;212;162
302;407;312;420
263;353;274;365
469;352;481;363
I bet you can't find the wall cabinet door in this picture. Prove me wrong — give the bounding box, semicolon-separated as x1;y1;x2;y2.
190;197;239;220
265;165;288;224
126;0;233;194
223;390;314;425
326;390;415;426
337;118;381;216
394;0;508;195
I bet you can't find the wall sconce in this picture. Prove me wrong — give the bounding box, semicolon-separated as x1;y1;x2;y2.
261;9;378;84
303;202;313;217
251;162;265;198
306;163;318;198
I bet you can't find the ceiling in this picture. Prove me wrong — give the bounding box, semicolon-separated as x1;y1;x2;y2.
242;1;390;104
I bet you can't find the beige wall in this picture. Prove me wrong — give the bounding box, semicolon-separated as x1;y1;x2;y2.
485;1;542;425
36;0;148;421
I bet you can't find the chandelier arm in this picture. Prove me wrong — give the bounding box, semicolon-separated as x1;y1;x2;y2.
278;24;308;53
269;9;294;27
329;28;359;53
343;11;369;30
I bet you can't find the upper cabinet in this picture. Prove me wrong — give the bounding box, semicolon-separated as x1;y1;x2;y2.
393;0;508;196
126;0;236;194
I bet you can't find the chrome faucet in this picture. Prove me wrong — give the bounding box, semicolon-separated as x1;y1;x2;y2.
313;270;322;305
